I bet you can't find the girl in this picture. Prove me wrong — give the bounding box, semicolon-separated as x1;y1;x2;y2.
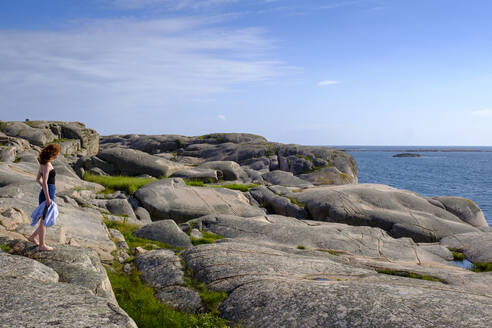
28;143;60;251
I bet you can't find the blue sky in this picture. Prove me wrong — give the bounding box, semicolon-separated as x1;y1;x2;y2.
1;0;491;145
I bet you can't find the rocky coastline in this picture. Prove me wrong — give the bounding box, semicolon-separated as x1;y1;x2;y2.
1;120;491;328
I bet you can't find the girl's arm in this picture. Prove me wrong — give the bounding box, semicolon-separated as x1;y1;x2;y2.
36;167;43;186
41;165;52;206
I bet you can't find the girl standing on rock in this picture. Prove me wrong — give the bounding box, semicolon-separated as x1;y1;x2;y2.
28;143;60;251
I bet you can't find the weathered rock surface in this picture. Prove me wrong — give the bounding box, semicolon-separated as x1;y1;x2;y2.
219;278;492;328
250;186;307;219
133;220;192;248
196;214;445;263
441;231;492;263
0;251;59;282
170;167;219;182
9;242;116;301
428;196;488;228
262;170;313;188
182;238;492;328
0;277;137;328
198;161;248;181
135;206;152;223
292;184;481;242
88;147;184;178
134;249;184;288
135;178;265;222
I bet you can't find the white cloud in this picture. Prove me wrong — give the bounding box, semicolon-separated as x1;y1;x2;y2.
472;109;492;117
318;80;340;86
217;114;226;120
112;0;238;10
0;17;288;122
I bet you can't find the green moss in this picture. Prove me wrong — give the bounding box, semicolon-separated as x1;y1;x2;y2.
0;244;12;252
211;183;258;192
377;269;447;284
106;263;229;328
288;197;305;208
296;245;306;250
14;157;20;163
471;262;492;272
295;154;312;162
83;173;156;194
0;121;7;131
191;231;224;246
184;179;207;187
103;220;182;251
175;139;183;148
182;260;228;313
452;251;466;261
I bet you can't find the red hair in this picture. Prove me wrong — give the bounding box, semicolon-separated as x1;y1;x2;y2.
38;144;61;164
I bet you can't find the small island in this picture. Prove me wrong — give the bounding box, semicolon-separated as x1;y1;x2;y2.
393;153;422;158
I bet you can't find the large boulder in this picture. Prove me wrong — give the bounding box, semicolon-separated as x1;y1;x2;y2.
170;168;219;182
0;277;137;328
427;196;488;228
135;178;265;222
92;148;184;177
198;161;248;181
9;242;116;301
0;251;58;282
132;220;192;248
2;121;56;147
181;238;492;328
299;166;357;185
440;231;492;263
261;170;313;188
292;184;481;242
196;214;445;263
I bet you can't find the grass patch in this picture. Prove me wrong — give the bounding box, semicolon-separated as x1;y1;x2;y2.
452;251;466;261
295;154;312;162
182;261;228;313
83;173;156;194
107;264;229;328
0;244;12;252
288;197;305;208
0;121;7;131
184;180;207;187
297;245;306;250
471;262;492;272
211;184;258;192
103;220;181;251
377;269;447;284
191;231;224;246
184;180;258;192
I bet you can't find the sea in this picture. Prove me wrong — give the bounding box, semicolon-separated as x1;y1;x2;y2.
333;146;492;227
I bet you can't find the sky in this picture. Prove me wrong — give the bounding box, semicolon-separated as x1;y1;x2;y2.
1;0;491;146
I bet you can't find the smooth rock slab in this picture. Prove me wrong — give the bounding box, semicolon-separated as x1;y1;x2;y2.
261;170;313;188
196;214;445;264
10;243;116;301
441;231;492;263
0;277;137;328
294;184;481;242
134;249;184;288
0;252;59;283
135;179;265;222
133;220;192;248
155;286;204;313
219;278;492;328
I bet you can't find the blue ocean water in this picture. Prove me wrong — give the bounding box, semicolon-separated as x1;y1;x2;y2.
338;146;492;227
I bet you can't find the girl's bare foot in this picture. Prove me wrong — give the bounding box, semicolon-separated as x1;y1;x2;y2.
38;245;54;251
28;236;39;246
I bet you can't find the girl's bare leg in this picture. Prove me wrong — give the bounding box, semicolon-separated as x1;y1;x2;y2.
38;219;53;251
28;224;42;245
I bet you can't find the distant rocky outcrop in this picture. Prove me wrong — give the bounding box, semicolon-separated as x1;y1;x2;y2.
393;153;422;158
0;120;99;163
